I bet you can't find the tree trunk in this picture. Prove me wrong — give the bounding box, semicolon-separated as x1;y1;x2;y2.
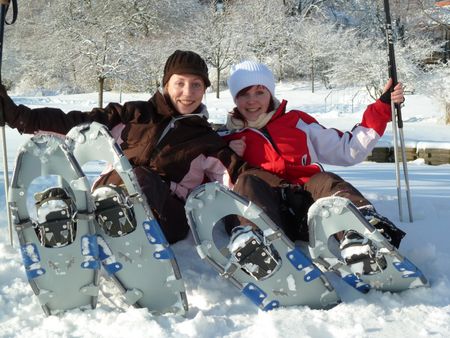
311;62;315;93
98;77;104;108
446;101;450;125
216;67;220;99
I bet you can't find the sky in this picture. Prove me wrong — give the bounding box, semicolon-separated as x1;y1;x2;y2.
0;83;450;338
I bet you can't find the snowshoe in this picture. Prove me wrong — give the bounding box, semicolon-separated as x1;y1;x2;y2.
185;182;340;311
66;122;187;315
9;134;100;315
307;196;429;293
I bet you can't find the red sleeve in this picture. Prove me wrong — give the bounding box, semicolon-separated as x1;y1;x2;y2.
360;99;392;136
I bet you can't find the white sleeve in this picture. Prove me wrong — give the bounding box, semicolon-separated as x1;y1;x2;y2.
299;119;381;166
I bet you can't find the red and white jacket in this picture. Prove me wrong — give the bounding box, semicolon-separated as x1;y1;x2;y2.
221;99;392;185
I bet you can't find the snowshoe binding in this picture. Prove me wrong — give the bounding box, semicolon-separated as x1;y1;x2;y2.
339;230;387;275
307;196;428;293
9;134;100;315
34;187;77;248
185;182;340;310
228;225;281;280
92;185;136;237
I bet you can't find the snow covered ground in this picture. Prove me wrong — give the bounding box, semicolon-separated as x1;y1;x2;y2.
1;83;450;338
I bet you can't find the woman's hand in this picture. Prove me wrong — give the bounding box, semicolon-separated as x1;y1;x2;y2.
381;78;405;104
229;137;246;157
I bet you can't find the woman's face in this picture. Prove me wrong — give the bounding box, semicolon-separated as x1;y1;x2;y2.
166;74;206;115
235;85;271;122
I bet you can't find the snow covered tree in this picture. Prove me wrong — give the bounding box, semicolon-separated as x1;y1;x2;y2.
2;0;447;106
44;1;170;106
4;0;206;99
3;1;67;94
228;0;292;73
185;1;239;98
286;19;341;92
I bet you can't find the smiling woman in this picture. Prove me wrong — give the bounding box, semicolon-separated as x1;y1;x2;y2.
221;60;407;254
165;74;206;115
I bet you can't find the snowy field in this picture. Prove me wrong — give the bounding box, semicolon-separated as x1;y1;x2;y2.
1;83;450;337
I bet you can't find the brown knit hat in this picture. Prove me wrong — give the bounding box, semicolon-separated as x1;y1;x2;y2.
162;50;211;87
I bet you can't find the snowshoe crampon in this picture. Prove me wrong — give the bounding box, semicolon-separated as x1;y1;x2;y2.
66;122;187;315
307;196;429;293
9;135;99;315
185;182;340;310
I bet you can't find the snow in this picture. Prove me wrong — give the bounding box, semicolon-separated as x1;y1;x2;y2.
1;83;450;337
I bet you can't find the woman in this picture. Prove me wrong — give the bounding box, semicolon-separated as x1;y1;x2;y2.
222;60;406;264
0;50;253;244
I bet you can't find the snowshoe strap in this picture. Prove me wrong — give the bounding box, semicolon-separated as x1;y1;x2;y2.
34;187;73;211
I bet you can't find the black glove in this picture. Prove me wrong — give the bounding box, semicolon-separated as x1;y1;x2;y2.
379;85;405;105
379;88;391;104
0;84;20;127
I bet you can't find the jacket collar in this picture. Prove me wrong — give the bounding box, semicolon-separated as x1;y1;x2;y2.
271;99;288;121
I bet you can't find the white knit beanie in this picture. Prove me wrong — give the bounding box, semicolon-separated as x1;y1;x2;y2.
227;61;275;100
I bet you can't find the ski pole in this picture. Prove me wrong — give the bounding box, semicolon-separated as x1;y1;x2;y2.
383;0;413;222
0;0;18;246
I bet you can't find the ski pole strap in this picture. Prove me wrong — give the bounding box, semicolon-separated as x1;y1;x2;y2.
0;0;18;25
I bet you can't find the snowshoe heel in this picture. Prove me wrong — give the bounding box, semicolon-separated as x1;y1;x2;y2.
34;187;77;248
229;226;281;280
92;185;136;237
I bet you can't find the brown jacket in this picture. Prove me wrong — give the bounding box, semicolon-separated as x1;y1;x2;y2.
10;91;252;199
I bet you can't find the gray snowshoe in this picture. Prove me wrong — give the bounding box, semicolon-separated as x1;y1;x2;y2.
307;196;429;293
185;182;340;310
66;122;187;315
9;135;100;315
